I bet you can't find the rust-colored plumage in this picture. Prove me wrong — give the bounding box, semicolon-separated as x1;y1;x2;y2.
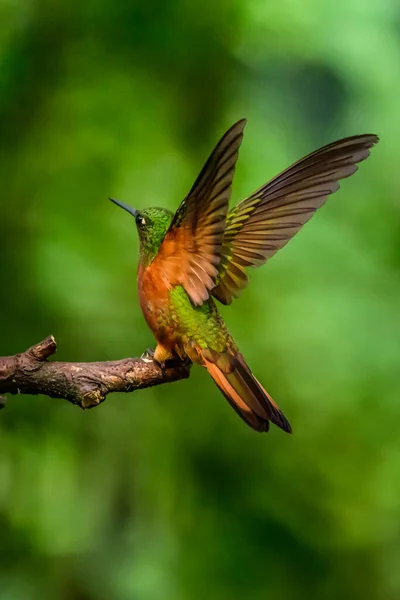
151;120;245;305
111;120;378;433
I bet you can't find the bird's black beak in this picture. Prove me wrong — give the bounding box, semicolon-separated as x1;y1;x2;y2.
109;197;137;218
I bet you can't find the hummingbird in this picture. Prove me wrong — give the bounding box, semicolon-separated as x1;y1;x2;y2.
110;119;378;434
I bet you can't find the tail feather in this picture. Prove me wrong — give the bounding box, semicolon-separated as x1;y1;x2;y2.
202;349;292;434
205;359;269;431
253;375;292;433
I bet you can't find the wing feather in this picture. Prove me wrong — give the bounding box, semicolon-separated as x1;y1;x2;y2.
153;119;247;305
213;133;379;304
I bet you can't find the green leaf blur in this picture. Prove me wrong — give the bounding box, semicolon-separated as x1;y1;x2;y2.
0;0;398;599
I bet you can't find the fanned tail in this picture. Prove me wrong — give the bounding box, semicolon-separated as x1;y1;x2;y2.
201;348;292;433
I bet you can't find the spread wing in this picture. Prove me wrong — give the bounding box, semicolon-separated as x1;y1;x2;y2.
212;134;379;305
153;119;247;305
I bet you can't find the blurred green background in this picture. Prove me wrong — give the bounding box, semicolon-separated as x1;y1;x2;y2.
0;0;399;598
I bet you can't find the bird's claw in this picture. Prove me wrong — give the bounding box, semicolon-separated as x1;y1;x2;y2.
141;348;166;370
141;348;155;364
141;348;190;372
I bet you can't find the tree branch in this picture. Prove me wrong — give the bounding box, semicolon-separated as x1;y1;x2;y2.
0;336;191;409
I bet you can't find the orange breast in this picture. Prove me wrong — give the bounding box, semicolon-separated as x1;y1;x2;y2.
137;262;174;346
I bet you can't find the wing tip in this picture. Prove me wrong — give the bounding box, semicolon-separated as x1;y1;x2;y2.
362;133;379;146
227;118;247;138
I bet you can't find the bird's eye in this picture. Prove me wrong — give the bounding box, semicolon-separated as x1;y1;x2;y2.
135;214;146;227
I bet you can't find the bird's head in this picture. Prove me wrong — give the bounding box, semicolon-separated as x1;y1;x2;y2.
110;198;174;265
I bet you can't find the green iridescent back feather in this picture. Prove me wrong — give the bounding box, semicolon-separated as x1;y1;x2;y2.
169;286;236;353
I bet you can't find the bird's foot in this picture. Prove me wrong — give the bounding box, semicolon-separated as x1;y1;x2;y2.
141;348;155;364
141;348;191;371
164;356;192;369
141;348;168;371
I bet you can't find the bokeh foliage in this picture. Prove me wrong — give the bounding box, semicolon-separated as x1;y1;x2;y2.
0;0;399;598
